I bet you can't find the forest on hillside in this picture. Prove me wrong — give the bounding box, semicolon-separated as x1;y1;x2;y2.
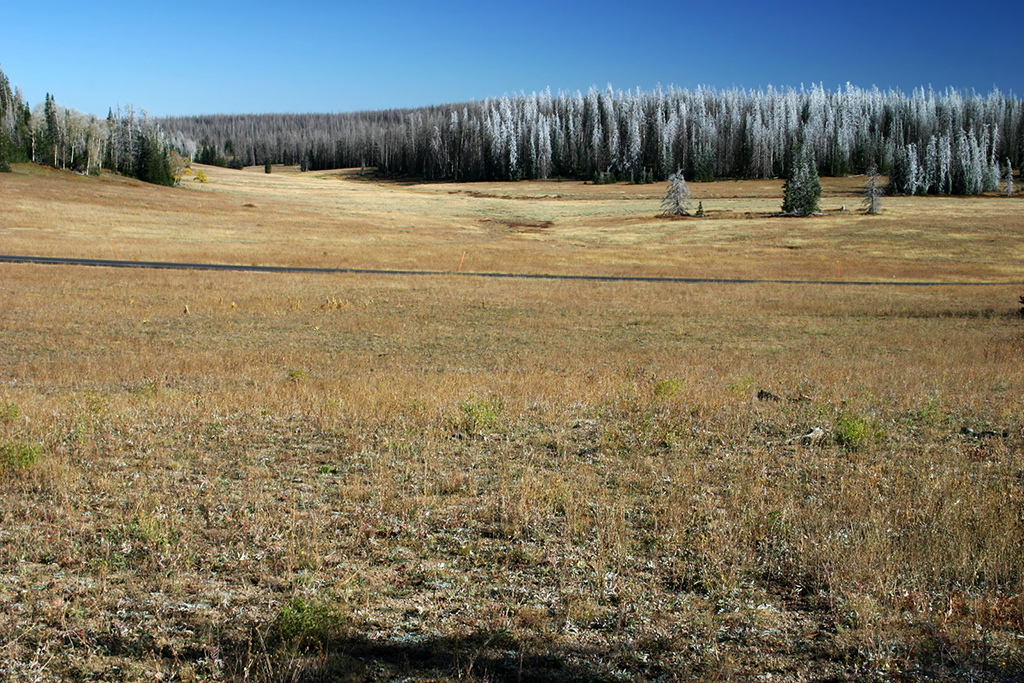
159;85;1024;195
0;65;175;185
3;59;1022;196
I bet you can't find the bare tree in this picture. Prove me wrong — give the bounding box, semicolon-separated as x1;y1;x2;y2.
661;170;691;216
863;164;883;214
1006;159;1014;196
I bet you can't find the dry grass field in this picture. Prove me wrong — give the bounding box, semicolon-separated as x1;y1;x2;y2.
0;163;1022;682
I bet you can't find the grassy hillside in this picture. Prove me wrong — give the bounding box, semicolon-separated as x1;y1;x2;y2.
1;164;1022;681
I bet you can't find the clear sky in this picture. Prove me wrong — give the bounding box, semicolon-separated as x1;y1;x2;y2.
2;0;1020;117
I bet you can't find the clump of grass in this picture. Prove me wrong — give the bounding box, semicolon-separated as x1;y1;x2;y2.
729;377;755;395
603;383;686;456
1;402;19;424
0;441;42;469
275;597;351;646
653;378;683;399
835;411;873;449
459;394;504;433
287;368;309;383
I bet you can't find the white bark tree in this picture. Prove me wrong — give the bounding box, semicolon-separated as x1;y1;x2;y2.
863;165;883;213
661;170;691;216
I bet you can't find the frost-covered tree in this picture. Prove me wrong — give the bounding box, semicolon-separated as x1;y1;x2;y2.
981;125;1001;192
1006;159;1015;196
154;84;1024;191
782;145;821;215
951;129;985;195
863;164;883;213
661;170;691;216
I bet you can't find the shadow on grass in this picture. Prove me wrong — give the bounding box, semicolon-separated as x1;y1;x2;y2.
225;629;642;683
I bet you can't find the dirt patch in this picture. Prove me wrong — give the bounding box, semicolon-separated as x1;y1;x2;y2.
481;217;555;233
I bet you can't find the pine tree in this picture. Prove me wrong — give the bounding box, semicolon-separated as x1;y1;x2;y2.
782;145;821;216
1005;159;1014;196
0;130;10;172
0;67;12;170
42;93;59;167
135;132;174;186
661;170;691;216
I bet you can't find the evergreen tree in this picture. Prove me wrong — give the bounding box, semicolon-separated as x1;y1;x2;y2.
661;170;691;216
0;66;12;170
887;143;920;195
135;133;174;186
40;93;59;166
0;130;10;172
782;145;821;216
1006;159;1015;196
15;99;33;161
951;129;984;195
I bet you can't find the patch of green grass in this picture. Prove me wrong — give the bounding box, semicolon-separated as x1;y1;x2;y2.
0;441;42;469
835;412;873;449
459;394;504;433
131;380;159;398
276;597;350;646
1;402;19;424
653;378;683;399
729;377;754;394
287;368;309;383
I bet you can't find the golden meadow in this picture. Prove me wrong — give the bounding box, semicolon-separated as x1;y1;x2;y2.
0;163;1021;681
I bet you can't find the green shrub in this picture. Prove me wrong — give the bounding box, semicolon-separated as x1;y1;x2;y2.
835;412;872;449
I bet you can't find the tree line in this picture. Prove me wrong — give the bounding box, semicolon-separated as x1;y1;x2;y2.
4;62;1021;195
0;65;175;185
158;84;1023;194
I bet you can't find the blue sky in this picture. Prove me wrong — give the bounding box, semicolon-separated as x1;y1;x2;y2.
2;1;1020;117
